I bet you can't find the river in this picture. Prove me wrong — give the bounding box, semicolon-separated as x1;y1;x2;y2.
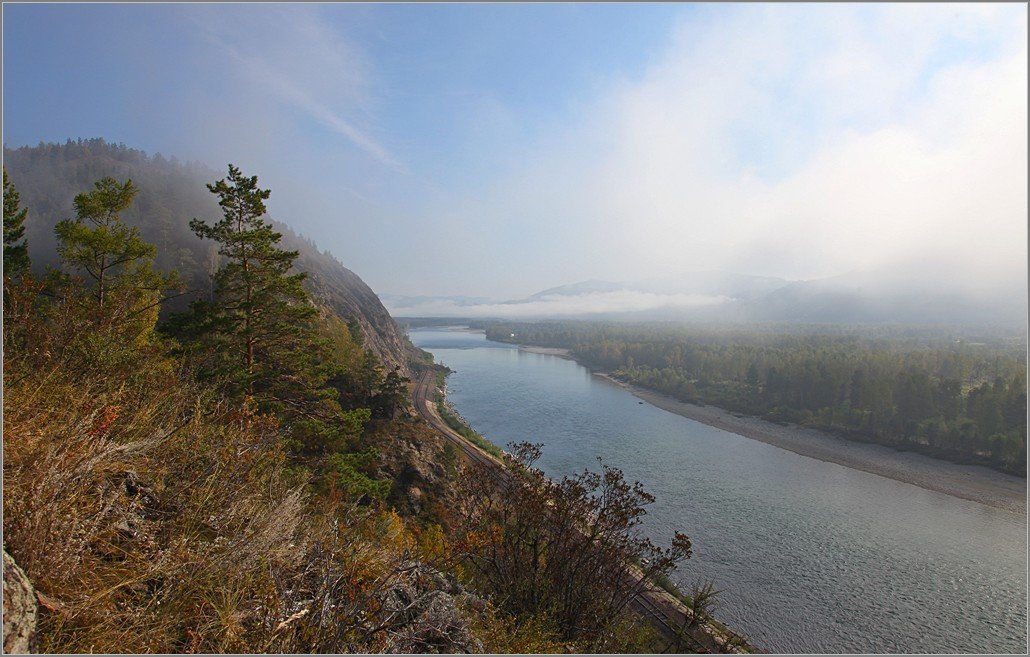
409;327;1028;654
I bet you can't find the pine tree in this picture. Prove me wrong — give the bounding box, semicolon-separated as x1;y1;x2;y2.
53;177;179;340
3;167;30;279
371;367;411;419
182;164;318;399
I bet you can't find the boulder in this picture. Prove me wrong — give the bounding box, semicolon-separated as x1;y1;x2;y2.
382;561;484;654
3;550;38;654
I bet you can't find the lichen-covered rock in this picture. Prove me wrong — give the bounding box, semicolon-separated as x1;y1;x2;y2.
382;562;484;654
3;550;38;654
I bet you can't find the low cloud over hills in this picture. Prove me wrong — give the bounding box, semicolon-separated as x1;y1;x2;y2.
384;268;1027;327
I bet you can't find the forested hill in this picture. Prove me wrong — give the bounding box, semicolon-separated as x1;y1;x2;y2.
3;139;414;374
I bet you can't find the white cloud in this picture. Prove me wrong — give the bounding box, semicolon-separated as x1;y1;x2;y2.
453;4;1027;299
193;5;401;170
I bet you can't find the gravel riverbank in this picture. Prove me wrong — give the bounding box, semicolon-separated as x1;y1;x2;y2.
519;345;1026;514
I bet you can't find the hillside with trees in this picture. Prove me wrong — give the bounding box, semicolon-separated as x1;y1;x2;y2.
3;139;415;374
2;147;714;653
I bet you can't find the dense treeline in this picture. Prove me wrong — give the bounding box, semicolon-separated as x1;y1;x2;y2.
3;164;704;653
5;139;219;303
479;321;1028;475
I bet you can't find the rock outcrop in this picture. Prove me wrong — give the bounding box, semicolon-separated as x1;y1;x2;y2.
382;561;484;654
3;550;38;654
375;421;452;517
285;231;417;376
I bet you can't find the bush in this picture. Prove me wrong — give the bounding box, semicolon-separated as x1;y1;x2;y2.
451;442;693;650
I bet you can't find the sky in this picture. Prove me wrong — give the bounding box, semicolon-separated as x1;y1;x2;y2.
3;3;1027;306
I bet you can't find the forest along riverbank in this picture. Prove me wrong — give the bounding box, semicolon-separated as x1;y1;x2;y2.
518;345;1027;514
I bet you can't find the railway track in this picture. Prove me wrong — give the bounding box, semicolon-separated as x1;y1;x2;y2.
411;370;510;488
409;370;751;653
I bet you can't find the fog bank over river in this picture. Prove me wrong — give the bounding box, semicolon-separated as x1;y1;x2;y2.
411;328;1028;654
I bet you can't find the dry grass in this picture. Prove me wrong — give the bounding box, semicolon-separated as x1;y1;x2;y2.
3;343;303;652
1;330;487;653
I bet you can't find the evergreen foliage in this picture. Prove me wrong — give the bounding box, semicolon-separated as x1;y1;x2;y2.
3;167;30;278
53;177;181;342
166;166;388;492
3;140;415;373
173;165;318;400
371;367;411;419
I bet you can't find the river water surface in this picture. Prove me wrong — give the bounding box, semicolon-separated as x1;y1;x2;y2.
409;327;1027;654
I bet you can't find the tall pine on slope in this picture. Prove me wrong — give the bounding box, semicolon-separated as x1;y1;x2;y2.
171;165;378;466
3;140;417;374
3;168;30;279
175;164;321;402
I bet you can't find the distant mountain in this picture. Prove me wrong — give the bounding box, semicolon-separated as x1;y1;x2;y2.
532;272;790;301
382;271;784;321
383;266;1025;328
379;293;493;308
3;139;416;373
637;271;791;301
746;269;1028;327
530;280;627;298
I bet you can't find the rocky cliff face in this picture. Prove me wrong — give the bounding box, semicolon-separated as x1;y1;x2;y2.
3;139;413;374
278;229;415;376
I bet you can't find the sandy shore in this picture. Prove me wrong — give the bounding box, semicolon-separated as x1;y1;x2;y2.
591;373;1026;515
518;345;575;360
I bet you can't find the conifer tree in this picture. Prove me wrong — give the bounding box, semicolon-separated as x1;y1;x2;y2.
53;176;179;339
3;167;30;279
170;165;374;460
183;164;318;399
371;367;410;419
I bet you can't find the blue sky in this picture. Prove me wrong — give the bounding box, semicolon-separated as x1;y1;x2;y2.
3;4;682;183
3;3;1026;305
